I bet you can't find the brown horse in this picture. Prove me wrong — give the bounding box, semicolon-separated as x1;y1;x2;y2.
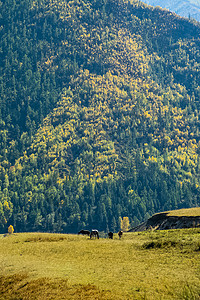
118;230;123;239
108;232;113;239
90;230;99;239
78;229;90;236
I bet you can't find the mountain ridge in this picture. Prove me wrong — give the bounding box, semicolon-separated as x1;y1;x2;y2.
142;0;200;21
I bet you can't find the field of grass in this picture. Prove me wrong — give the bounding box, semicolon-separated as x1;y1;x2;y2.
162;207;200;217
0;229;200;299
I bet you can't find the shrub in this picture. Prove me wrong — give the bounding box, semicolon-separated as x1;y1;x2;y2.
142;239;178;249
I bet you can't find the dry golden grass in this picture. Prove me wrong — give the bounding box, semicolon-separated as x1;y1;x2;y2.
0;230;200;299
160;207;200;217
0;274;109;299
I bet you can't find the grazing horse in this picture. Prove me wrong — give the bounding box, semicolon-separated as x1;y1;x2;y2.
90;229;99;239
108;232;113;239
78;229;90;236
118;230;123;239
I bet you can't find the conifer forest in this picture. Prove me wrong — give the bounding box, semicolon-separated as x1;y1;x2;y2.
1;0;200;233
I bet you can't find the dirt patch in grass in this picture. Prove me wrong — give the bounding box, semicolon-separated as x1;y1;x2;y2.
0;274;112;300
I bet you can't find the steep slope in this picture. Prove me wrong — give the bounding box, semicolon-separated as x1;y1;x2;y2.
0;0;200;233
142;0;200;21
130;207;200;231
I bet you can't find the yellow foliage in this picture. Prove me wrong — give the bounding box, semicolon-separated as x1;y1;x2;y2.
120;217;130;232
8;225;14;234
3;201;10;212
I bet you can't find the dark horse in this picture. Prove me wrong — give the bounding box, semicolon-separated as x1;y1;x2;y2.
118;230;123;239
90;229;99;239
78;229;90;236
108;232;113;239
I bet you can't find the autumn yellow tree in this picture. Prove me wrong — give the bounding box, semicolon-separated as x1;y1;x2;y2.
120;217;130;232
8;225;14;235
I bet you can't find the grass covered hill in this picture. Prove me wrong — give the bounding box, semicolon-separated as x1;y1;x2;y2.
163;207;200;216
130;207;200;231
0;230;200;299
1;0;200;233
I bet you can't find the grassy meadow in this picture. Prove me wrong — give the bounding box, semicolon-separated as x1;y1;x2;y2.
0;229;200;299
164;207;200;217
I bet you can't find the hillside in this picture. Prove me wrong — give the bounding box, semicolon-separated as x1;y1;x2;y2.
130;207;200;231
1;231;200;299
142;0;200;21
0;0;200;233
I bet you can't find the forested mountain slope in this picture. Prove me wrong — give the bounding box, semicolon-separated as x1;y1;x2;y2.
142;0;200;21
0;0;200;233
